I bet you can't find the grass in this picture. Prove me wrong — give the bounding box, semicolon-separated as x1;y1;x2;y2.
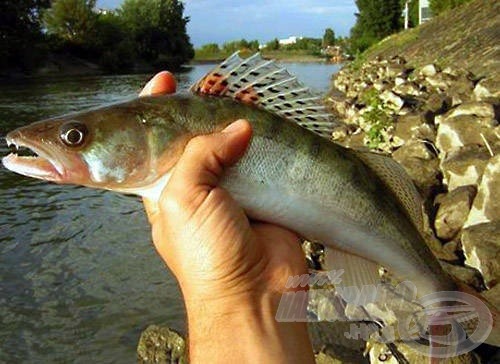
359;88;394;149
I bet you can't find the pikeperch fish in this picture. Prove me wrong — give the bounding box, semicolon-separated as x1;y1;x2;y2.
2;53;497;353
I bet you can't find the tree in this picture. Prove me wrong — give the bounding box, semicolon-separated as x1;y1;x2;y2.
119;0;194;68
322;28;336;48
43;0;97;44
0;0;50;71
265;38;280;51
350;0;403;53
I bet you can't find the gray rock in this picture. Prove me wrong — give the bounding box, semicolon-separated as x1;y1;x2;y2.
441;239;461;262
461;222;500;289
419;64;438;78
308;322;367;362
424;92;452;115
425;75;449;91
445;101;496;120
368;340;480;364
440;261;485;291
392;141;440;198
465;155;500;227
434;185;477;241
473;77;500;103
436;114;499;157
440;146;491;191
137;325;186;364
379;90;404;111
393;114;434;143
393;81;421;98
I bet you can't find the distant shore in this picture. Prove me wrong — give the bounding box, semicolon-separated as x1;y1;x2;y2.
193;50;331;64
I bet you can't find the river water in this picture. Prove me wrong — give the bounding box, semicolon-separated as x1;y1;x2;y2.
0;62;340;362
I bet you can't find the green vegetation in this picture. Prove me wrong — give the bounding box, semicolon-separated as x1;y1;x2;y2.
360;88;394;149
194;36;327;62
1;0;193;75
429;0;473;15
322;28;336;48
350;0;403;53
0;0;50;72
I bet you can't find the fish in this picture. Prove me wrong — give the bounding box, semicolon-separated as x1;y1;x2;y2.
2;52;498;356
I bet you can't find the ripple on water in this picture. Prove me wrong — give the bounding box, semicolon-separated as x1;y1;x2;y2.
0;64;340;362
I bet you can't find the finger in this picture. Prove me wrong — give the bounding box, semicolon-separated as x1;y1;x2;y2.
168;119;252;194
139;71;177;97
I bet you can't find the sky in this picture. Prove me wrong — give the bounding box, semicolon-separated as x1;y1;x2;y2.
96;0;357;47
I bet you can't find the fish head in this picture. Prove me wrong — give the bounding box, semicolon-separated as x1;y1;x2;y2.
2;101;159;191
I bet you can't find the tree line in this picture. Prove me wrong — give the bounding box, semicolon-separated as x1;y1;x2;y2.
195;28;348;61
349;0;474;54
0;0;194;74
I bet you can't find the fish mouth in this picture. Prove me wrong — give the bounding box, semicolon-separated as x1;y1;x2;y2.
2;135;65;182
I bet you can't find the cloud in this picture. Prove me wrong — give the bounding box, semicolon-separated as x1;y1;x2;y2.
97;0;357;47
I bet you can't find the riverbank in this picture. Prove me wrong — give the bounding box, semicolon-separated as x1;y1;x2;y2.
318;0;499;361
193;49;328;63
136;1;499;362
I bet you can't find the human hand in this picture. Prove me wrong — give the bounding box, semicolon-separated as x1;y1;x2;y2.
143;119;314;363
143;119;308;305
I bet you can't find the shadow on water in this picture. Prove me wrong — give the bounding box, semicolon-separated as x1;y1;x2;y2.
0;62;340;362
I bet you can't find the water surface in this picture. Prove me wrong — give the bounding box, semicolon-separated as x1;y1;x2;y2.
0;62;340;362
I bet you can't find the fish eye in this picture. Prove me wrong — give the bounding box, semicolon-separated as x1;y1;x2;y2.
59;121;88;147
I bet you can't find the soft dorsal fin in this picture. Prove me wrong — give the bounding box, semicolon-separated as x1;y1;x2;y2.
190;52;342;139
353;150;424;231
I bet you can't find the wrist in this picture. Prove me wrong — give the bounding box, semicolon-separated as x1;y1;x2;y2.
184;290;314;363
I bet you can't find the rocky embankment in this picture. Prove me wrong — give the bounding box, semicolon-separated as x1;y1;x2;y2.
136;59;499;363
310;56;498;363
329;57;499;290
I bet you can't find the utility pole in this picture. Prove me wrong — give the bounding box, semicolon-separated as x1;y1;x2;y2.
404;0;412;29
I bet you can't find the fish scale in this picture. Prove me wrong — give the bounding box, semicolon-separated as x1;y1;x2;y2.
2;53;498;352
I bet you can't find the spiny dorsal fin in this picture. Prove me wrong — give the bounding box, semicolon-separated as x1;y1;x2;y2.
190;51;342;139
354;150;424;231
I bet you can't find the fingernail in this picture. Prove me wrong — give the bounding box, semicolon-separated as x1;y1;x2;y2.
222;119;246;134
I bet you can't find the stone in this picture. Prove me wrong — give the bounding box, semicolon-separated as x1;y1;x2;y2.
445;101;496;120
425;75;449;91
473;77;500;103
461;222;500;289
434;185;477;241
308;322;367;361
424;92;452;115
481;284;500;310
379;90;404;111
137;325;186;364
446;76;474;106
393;81;421;97
441;239;461;262
440;261;485;291
465;155;500;227
393;114;432;143
392;141;440;198
419;64;438;78
440;146;491;191
436;114;499;157
343;131;366;149
368;340;480;364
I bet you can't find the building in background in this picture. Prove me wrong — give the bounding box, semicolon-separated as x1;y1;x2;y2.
279;36;302;46
419;0;432;24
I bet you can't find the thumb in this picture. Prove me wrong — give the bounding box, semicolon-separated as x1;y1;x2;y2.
165;119;252;198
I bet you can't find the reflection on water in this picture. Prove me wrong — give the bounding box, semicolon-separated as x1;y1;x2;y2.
0;62;340;362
